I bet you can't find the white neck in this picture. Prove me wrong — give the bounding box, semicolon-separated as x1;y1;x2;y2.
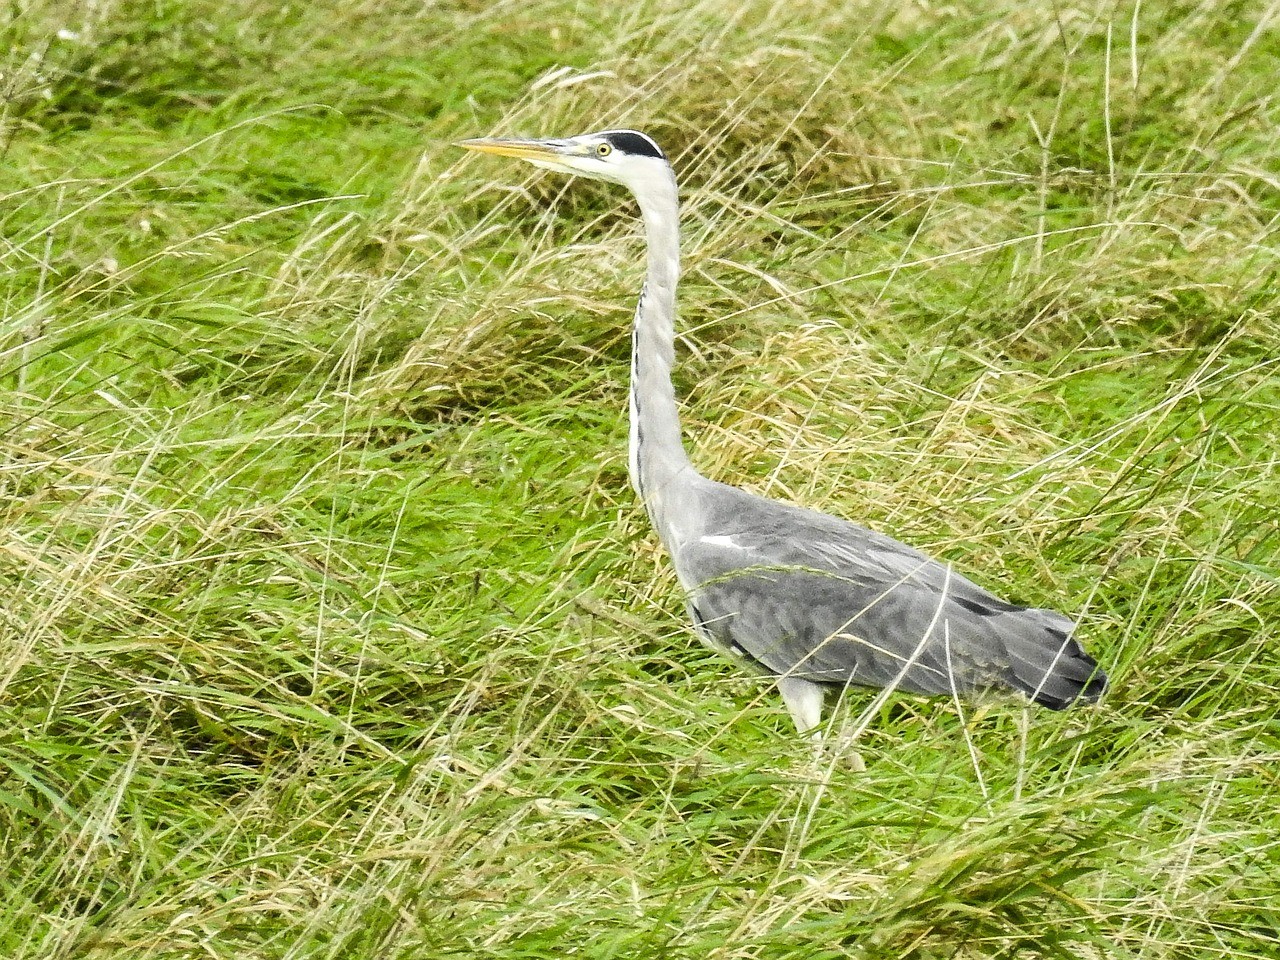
627;164;696;547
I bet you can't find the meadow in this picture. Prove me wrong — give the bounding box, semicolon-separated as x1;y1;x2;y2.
1;0;1278;956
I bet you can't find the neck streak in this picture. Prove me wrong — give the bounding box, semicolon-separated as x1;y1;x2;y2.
628;169;694;547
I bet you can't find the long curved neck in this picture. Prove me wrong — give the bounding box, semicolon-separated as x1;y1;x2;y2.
628;166;695;546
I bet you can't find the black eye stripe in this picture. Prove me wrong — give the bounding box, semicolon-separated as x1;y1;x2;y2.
601;130;666;160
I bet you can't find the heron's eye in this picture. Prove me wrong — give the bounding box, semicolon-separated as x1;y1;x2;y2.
596;142;612;157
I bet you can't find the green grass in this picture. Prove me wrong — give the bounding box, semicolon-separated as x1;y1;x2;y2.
2;0;1279;956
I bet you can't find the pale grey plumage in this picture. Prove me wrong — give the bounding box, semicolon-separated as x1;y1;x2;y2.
459;129;1107;734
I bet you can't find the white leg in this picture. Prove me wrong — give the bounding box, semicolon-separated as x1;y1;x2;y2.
778;677;865;771
777;676;825;737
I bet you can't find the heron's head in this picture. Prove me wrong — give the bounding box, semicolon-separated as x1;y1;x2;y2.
458;129;670;193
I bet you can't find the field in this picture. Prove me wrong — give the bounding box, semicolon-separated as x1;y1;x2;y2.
2;1;1278;957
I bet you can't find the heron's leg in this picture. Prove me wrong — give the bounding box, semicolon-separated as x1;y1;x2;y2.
828;685;868;773
777;676;866;773
830;726;867;773
777;676;824;738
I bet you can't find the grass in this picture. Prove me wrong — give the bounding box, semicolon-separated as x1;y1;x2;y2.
2;0;1278;956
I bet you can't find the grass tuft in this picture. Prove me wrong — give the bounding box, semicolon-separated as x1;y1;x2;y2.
2;1;1278;957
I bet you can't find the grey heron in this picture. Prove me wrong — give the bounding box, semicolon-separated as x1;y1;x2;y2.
458;129;1107;735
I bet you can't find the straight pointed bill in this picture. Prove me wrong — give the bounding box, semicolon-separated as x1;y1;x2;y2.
457;137;561;161
456;136;592;176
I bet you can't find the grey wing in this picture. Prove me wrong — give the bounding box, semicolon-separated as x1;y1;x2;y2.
680;536;978;697
675;485;1106;708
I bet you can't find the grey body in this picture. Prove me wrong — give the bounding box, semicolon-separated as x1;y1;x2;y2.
675;475;1100;711
459;129;1106;733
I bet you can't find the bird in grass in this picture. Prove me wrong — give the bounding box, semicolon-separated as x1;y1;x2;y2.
458;129;1107;735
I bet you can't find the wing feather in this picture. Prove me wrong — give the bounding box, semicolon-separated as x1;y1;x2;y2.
673;479;1105;707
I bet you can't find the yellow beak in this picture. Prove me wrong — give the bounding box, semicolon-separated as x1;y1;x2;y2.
456;137;567;162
